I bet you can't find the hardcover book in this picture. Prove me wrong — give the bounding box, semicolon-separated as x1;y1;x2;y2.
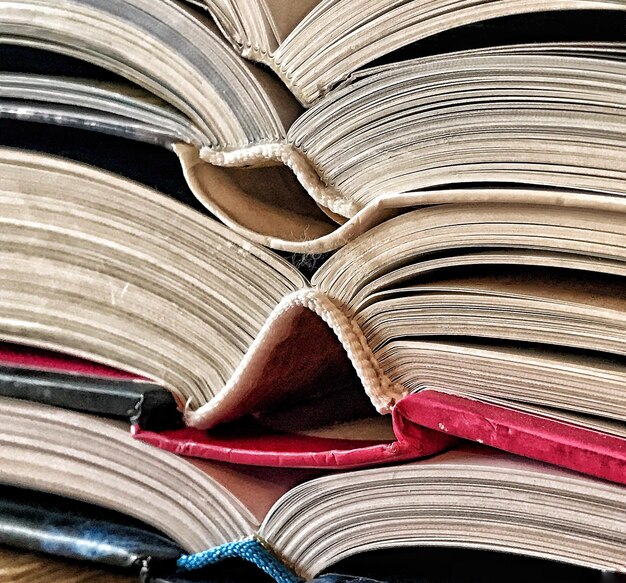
1;2;625;579
0;1;625;251
0;147;624;483
0;343;180;430
0;398;624;581
199;0;626;105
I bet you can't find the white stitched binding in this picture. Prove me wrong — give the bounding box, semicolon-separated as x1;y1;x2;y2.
200;144;360;218
185;289;405;428
288;289;405;413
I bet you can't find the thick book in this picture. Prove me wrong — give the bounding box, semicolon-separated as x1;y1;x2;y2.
198;1;626;104
2;2;624;581
0;2;625;251
1;148;625;482
0;398;624;582
0;484;182;572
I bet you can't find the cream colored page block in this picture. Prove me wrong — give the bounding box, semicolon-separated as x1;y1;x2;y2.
382;340;626;420
261;447;626;578
272;0;626;104
0;398;257;550
314;204;626;305
0;148;305;412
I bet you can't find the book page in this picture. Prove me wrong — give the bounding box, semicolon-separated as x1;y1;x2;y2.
261;445;626;578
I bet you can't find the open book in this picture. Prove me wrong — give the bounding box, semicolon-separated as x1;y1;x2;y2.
200;0;626;104
1;397;624;581
1;1;625;251
2;147;625;482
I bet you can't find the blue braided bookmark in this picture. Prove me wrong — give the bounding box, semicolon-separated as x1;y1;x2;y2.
176;537;303;583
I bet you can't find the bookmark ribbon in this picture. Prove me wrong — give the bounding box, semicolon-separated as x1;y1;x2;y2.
176;536;302;583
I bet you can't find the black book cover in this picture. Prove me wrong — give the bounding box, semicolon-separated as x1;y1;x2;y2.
0;364;182;430
0;485;182;571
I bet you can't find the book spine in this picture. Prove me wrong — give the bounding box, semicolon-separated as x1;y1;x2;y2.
0;366;181;430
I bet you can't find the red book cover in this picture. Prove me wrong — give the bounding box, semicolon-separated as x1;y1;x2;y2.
134;391;626;482
0;342;142;379
4;343;624;482
392;390;626;485
132;421;455;469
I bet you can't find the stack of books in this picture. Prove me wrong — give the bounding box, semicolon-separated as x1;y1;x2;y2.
0;1;624;581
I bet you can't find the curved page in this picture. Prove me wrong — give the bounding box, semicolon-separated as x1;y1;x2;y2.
2;34;625;251
0;397;256;551
236;1;626;105
260;446;626;579
0;147;307;417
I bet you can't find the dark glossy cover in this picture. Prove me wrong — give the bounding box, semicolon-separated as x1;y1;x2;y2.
0;485;182;570
0;343;182;430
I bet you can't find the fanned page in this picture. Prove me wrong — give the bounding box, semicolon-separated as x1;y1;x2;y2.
139;203;626;480
2;2;626;252
0;0;342;248
202;0;626;105
0;148;444;471
202;0;322;57
3;147;626;477
311;205;626;413
0;0;301;140
258;446;626;579
286;44;626;223
0;147;309;415
0;396;329;568
5;404;621;583
0;397;260;551
0;74;207;148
